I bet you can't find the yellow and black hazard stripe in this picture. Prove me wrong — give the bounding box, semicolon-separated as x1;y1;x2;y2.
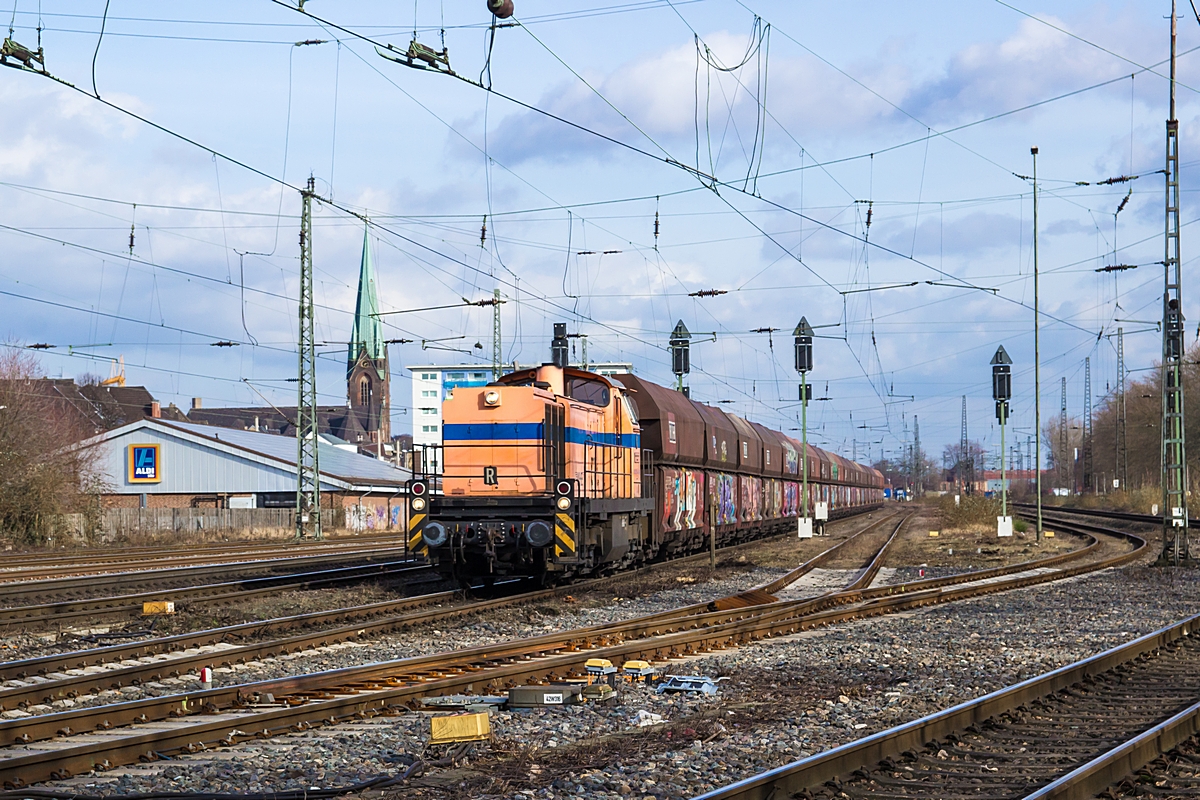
554;511;577;559
407;512;429;557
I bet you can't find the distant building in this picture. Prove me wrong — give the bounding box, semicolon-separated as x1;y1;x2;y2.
407;360;633;472
189;226;393;455
18;378;188;435
90;418;409;517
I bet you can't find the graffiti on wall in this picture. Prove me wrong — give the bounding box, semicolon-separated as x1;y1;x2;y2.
783;482;799;516
347;504;394;532
740;476;762;522
708;472;737;526
782;441;798;475
660;468;702;533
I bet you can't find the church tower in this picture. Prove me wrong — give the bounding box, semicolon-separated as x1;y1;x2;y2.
347;225;390;444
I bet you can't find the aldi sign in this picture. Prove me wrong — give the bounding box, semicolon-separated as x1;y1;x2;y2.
128;444;162;484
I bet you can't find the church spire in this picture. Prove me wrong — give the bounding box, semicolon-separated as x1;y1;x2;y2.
348;224;385;375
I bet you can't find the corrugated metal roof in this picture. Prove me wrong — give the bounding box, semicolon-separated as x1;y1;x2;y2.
155;420;409;486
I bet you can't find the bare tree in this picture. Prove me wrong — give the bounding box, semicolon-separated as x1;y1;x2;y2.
0;349;107;545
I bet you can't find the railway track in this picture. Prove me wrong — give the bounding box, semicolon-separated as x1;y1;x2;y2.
0;559;434;627
0;533;408;584
0;547;413;608
0;510;1131;788
0;509;907;713
693;600;1200;800
0;510;913;786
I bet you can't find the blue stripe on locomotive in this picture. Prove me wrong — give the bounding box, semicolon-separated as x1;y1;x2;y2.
442;422;639;449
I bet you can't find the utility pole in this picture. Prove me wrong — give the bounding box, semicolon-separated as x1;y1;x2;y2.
492;288;502;380
1117;326;1128;489
1083;356;1093;492
960;395;970;493
1161;0;1190;563
295;177;322;541
1032;146;1043;541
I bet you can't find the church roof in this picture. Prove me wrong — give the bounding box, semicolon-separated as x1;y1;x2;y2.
348;225;385;372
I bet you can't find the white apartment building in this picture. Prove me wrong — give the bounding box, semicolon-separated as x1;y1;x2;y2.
408;361;634;472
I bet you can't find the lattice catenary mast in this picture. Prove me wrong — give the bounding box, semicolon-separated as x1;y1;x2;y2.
1083;356;1093;493
960;395;970;493
1059;377;1067;488
1161;0;1190;563
296;177;322;541
1117;327;1128;489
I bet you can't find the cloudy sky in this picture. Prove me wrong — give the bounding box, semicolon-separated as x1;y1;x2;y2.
0;0;1192;468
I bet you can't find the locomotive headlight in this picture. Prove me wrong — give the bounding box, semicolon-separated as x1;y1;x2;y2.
411;496;426;512
556;496;572;511
484;390;501;406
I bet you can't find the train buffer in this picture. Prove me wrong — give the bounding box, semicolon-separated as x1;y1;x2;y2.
655;675;727;696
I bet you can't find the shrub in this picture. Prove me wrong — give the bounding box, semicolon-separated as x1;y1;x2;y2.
938;493;1000;531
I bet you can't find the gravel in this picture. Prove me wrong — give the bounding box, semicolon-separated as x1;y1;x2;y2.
35;532;1200;800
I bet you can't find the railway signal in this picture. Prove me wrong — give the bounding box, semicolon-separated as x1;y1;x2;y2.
795;318;814;537
670;320;691;395
992;345;1013;537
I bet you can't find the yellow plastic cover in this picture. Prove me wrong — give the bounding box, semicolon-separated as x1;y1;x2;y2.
430;712;491;745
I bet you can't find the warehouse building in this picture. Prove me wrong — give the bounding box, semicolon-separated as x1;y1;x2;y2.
88;418;410;530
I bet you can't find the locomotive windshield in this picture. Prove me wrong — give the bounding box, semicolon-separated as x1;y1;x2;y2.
567;376;610;407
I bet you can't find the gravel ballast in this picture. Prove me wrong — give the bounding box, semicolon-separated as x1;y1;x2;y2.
35;539;1200;800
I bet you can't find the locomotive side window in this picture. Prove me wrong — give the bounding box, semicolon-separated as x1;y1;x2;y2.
623;394;639;424
567;377;611;407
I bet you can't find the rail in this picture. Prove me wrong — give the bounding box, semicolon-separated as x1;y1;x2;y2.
691;515;1153;800
0;509;1130;787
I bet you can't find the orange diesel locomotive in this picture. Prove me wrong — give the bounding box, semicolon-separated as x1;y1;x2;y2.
409;324;884;583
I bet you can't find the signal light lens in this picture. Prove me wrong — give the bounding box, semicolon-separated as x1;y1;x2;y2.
556;496;572;511
556;480;571;495
484;390;501;406
411;482;426;496
411;497;426;512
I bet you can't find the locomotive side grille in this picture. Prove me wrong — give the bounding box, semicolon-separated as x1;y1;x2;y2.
544;402;566;490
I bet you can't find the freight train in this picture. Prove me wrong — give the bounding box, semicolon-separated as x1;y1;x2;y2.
406;325;885;583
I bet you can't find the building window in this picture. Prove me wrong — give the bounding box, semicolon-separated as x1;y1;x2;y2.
449;372;464;379
421;389;437;398
360;379;370;406
472;372;485;379
421;372;436;380
421;425;439;433
421;407;436;415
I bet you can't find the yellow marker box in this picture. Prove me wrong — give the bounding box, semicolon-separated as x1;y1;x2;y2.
928;531;939;538
142;601;175;616
430;712;490;745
